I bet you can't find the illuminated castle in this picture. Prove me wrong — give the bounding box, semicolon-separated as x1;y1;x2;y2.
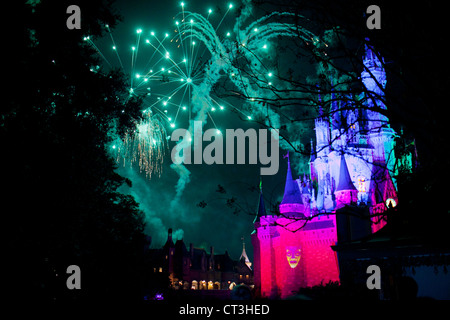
251;44;405;298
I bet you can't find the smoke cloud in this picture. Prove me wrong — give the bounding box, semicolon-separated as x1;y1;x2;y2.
170;163;191;210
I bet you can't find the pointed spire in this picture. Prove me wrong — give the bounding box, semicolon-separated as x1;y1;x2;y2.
310;139;316;161
163;228;174;249
240;237;252;270
363;39;384;70
281;152;303;205
254;178;267;223
317;84;323;116
336;154;357;191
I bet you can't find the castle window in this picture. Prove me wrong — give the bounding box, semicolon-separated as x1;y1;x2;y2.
358;177;366;192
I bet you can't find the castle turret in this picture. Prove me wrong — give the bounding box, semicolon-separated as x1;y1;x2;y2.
314;89;331;158
361;41;386;96
253;184;267;227
279;153;304;217
334;154;358;210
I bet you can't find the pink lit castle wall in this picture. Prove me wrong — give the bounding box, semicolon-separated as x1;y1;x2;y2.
251;45;406;299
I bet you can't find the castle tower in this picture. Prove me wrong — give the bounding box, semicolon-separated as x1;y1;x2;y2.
314;107;331;158
361;42;386;98
334;154;358;210
251;180;279;298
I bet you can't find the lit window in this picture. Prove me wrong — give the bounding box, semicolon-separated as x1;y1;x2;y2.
358;177;366;192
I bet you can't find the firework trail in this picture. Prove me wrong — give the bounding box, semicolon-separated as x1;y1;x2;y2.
87;0;321;183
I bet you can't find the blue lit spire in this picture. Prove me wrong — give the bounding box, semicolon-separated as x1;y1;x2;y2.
281;152;303;205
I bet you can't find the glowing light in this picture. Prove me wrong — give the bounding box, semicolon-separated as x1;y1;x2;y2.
216;129;221;135
114;114;168;179
386;198;397;208
93;0;323;181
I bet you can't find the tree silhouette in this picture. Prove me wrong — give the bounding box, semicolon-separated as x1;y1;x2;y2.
3;0;156;302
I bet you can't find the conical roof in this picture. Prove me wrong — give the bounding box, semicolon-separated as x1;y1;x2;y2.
239;240;252;269
253;191;267;223
336;154;357;191
281;156;303;205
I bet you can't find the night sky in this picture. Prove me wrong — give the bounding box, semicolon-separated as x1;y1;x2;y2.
7;0;449;304
92;0;314;260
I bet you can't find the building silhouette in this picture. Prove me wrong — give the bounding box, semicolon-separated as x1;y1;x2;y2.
149;229;253;292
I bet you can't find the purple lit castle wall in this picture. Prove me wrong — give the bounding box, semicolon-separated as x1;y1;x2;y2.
251;44;403;298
